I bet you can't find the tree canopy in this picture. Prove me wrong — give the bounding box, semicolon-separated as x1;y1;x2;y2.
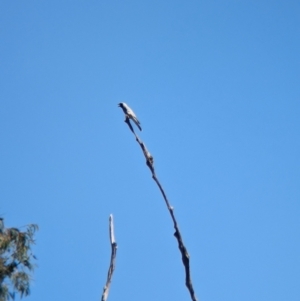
0;218;38;301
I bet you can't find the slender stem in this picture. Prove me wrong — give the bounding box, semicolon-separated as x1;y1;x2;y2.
101;215;117;301
122;118;198;301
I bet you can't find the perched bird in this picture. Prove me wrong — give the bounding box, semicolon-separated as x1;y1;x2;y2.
118;102;142;131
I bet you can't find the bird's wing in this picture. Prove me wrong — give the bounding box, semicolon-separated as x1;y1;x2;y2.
126;107;135;116
123;104;142;131
131;116;142;131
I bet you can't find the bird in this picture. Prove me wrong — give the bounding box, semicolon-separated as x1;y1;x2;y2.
118;102;142;131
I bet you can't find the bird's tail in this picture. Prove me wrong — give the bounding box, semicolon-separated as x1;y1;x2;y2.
133;118;142;131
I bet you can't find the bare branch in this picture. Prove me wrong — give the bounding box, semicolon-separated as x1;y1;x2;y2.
119;111;198;301
101;215;117;301
109;215;116;245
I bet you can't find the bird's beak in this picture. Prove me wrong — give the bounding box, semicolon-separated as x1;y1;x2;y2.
118;103;121;107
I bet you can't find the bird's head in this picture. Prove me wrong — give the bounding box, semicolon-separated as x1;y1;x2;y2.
118;103;124;108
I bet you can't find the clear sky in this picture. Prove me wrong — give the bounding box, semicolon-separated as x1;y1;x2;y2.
0;1;299;300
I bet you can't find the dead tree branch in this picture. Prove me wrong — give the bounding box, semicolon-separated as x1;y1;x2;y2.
120;114;198;301
101;215;117;301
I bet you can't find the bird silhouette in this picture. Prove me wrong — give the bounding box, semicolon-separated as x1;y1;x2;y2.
118;102;142;131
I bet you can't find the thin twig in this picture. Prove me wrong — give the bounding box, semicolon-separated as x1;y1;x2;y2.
101;215;118;301
121;116;198;301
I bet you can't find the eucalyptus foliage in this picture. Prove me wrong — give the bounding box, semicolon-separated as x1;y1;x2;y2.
0;218;38;300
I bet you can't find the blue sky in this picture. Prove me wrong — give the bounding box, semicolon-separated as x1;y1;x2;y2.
0;1;299;300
